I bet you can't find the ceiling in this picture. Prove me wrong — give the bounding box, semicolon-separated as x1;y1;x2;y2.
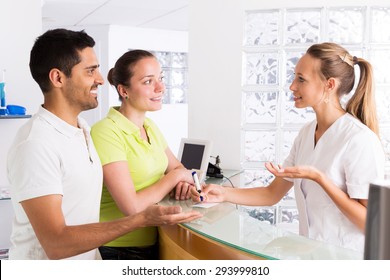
41;0;189;31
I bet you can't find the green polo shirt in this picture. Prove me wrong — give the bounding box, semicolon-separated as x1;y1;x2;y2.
91;107;168;247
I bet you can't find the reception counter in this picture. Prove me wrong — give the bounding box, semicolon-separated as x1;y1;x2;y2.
158;196;363;260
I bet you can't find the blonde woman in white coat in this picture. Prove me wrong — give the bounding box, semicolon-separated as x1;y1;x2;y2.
192;42;385;252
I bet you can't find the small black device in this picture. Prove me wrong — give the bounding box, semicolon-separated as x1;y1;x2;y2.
207;162;222;178
177;138;212;181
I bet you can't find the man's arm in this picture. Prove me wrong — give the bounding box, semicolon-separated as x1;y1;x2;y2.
21;194;202;259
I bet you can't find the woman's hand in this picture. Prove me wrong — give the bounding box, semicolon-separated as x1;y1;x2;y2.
170;181;193;200
265;162;322;182
168;168;195;200
190;183;226;203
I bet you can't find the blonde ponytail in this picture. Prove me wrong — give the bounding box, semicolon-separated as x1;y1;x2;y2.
307;43;379;136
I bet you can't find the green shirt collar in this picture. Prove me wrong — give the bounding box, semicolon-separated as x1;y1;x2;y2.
107;106;151;135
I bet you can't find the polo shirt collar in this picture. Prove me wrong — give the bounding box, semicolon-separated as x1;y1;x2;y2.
37;105;88;138
107;106;151;135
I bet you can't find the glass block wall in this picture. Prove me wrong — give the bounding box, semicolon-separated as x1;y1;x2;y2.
241;6;390;232
152;51;188;104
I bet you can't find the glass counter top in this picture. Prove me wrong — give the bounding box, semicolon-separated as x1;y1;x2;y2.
159;196;363;260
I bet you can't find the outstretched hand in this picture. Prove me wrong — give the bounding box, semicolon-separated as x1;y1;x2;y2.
265;162;321;182
141;204;202;226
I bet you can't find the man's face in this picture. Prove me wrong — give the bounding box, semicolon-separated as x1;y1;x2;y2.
63;47;104;111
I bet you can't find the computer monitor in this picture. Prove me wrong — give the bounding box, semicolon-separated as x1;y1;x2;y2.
177;138;212;181
364;183;390;259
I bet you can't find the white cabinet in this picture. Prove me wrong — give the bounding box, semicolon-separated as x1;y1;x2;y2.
0;197;13;259
0;116;30;259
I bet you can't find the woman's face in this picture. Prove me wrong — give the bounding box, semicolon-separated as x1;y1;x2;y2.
289;54;327;109
125;57;165;112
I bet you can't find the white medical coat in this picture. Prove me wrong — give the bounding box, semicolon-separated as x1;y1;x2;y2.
283;113;385;252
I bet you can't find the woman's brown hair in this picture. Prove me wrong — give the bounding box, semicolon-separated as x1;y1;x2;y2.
108;50;155;101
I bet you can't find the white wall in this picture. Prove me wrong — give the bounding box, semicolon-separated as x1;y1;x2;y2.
0;0;42;114
188;0;244;170
188;0;389;171
0;0;42;187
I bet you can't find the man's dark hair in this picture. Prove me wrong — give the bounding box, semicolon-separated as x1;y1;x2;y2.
29;29;95;93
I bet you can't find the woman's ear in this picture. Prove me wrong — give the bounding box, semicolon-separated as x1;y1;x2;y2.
326;77;338;91
117;84;128;100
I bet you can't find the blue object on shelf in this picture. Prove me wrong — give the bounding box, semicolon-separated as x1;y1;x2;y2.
0;108;8;115
0;82;5;107
6;105;26;115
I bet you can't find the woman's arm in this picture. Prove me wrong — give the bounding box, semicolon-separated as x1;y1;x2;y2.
192;170;293;207
268;163;367;232
164;147;194;200
102;159;193;216
165;147;185;173
316;172;367;231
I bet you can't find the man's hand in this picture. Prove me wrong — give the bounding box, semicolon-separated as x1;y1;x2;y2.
141;204;202;227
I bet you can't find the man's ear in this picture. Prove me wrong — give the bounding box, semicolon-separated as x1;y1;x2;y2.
48;68;65;88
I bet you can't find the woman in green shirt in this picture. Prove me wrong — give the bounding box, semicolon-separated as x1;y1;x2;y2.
91;50;194;260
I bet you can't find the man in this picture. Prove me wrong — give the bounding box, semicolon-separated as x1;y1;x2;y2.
7;29;202;260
